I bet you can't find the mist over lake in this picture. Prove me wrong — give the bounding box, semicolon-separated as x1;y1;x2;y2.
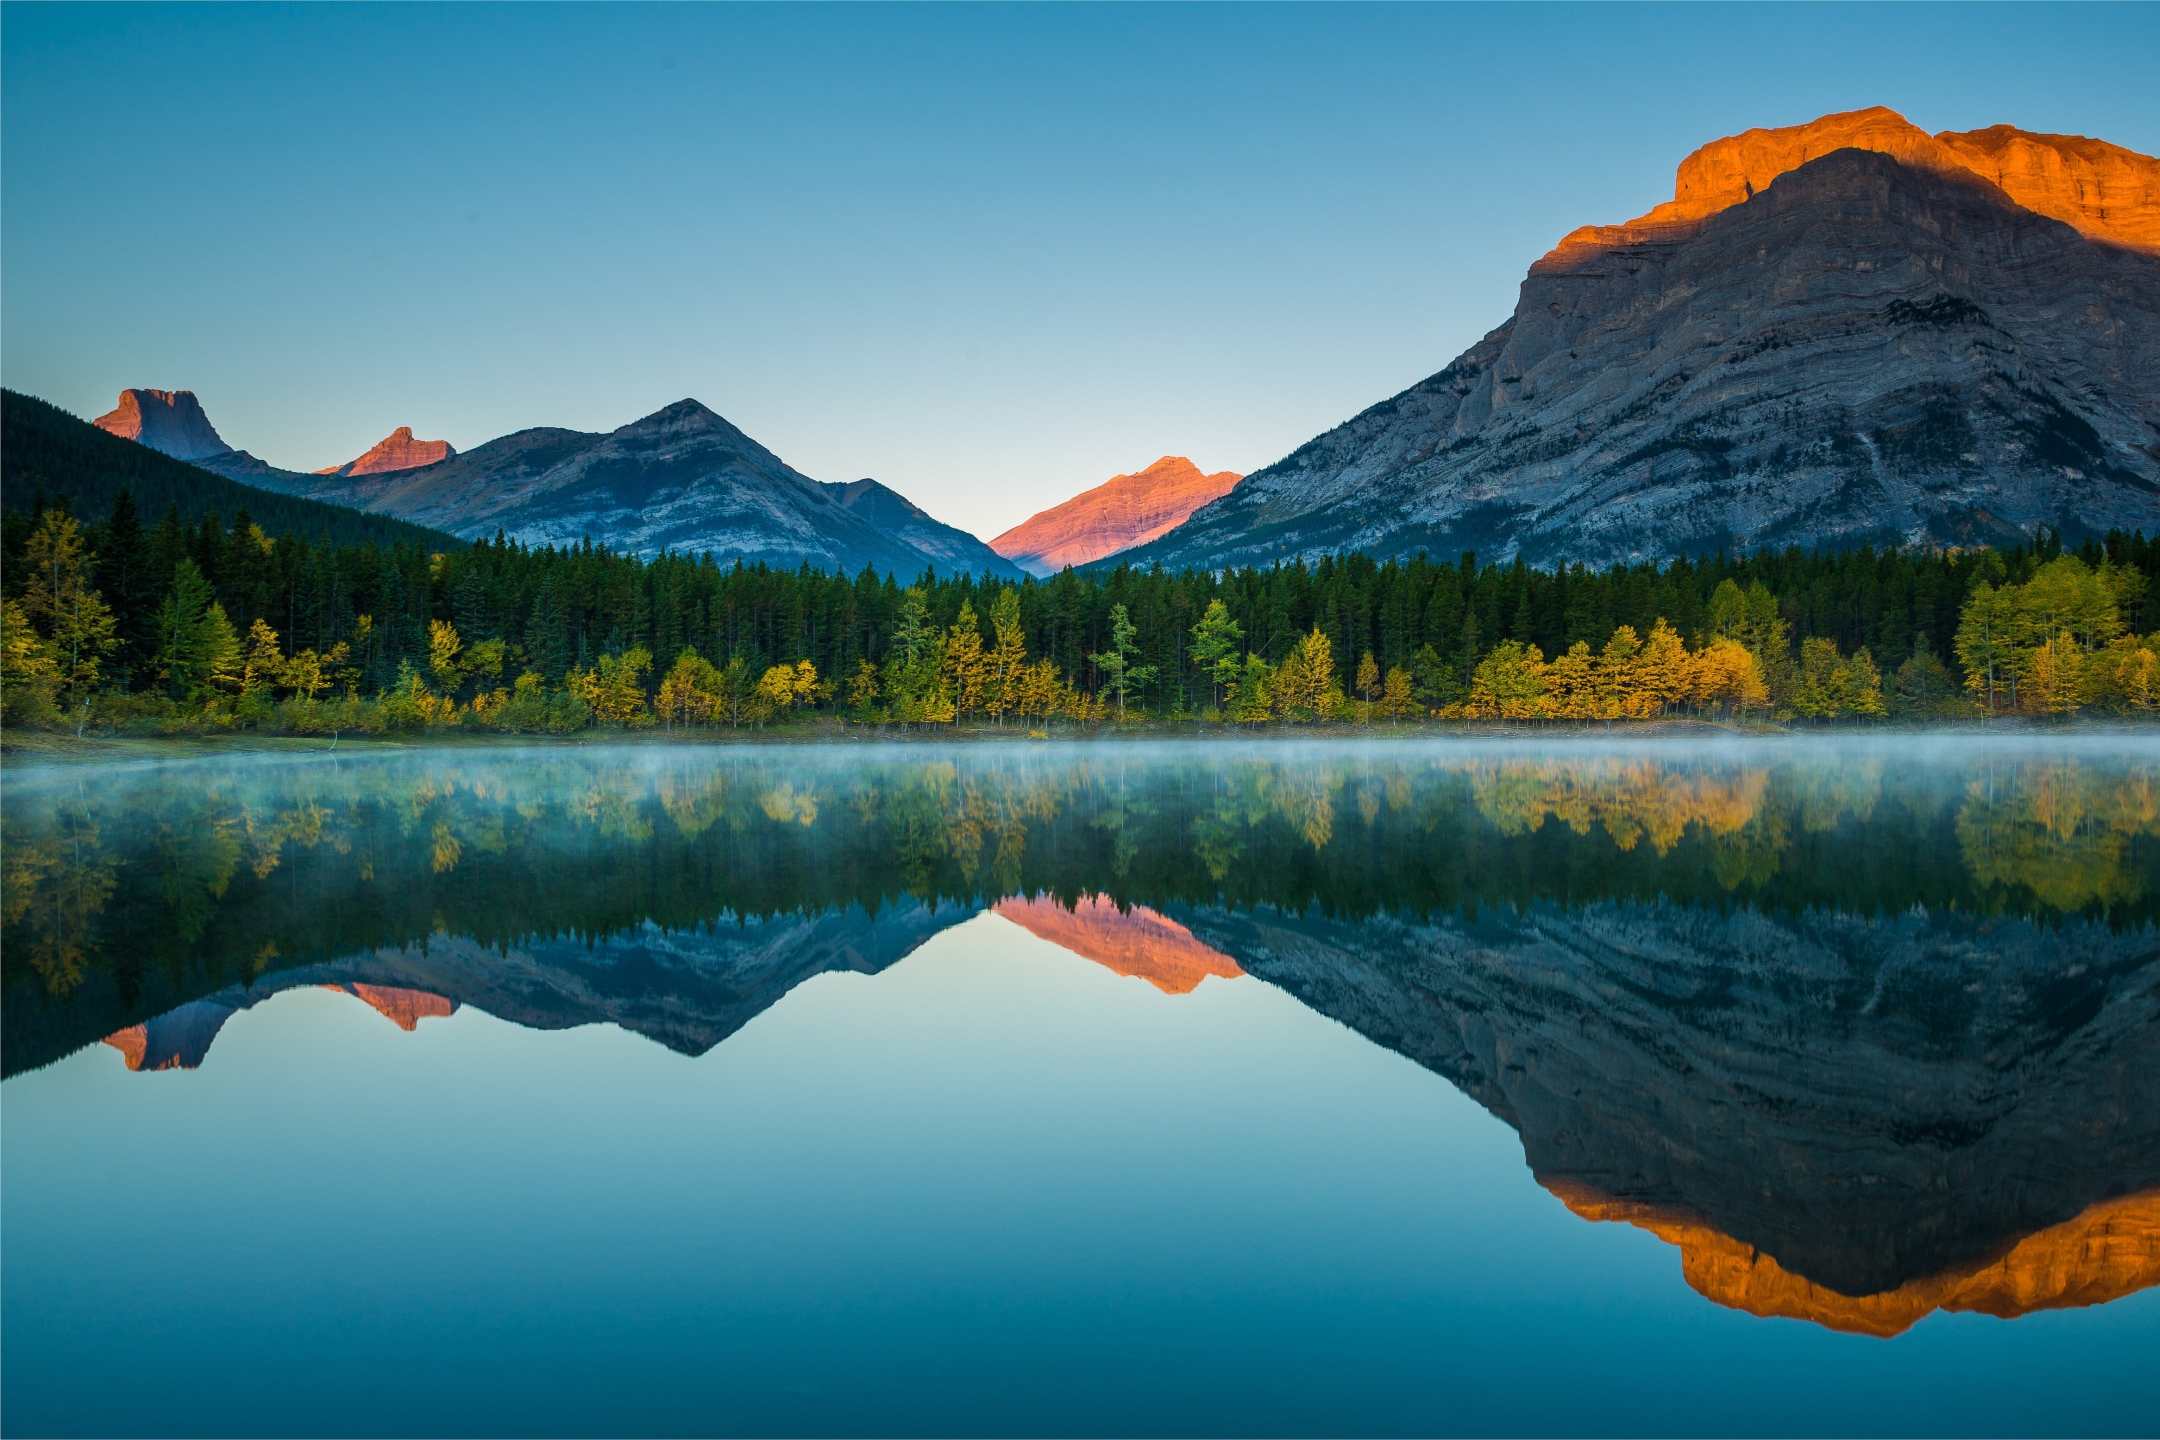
4;735;2156;1437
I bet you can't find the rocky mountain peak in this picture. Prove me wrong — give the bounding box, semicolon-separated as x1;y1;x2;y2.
92;388;232;461
1123;110;2160;573
990;456;1243;575
1544;106;2160;270
315;426;456;478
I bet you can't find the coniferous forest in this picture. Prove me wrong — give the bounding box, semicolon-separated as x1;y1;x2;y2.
5;391;2159;735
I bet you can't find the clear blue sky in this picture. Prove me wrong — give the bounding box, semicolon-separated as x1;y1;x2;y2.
5;2;2155;539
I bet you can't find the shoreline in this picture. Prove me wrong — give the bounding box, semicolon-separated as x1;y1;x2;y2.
4;715;2152;770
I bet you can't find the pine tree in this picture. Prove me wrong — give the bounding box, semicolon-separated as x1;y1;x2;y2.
1188;599;1244;712
153;559;243;701
1089;604;1155;718
93;489;158;688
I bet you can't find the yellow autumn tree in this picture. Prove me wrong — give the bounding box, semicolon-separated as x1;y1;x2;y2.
1467;641;1546;719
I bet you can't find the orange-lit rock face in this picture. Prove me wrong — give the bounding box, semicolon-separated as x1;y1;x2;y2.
315;426;456;478
91;388;232;461
1547;1179;2160;1338
1542;105;2160;268
320;983;458;1030
101;1026;152;1070
993;894;1244;994
990;457;1241;576
1935;124;2160;254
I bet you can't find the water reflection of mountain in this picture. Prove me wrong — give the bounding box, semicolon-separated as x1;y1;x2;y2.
1171;898;2160;1326
93;898;979;1071
7;743;2157;1331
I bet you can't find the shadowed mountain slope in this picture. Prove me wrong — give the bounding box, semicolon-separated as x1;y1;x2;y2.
1122;110;2160;571
289;398;1009;576
2;391;459;550
822;478;1027;580
1174;897;2160;1304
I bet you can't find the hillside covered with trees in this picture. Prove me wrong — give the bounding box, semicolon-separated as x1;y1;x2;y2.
4;442;2158;735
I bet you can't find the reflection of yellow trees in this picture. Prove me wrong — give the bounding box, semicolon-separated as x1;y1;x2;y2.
1;800;119;995
1190;761;1344;856
1469;759;1770;856
1958;762;2160;910
658;770;732;839
760;782;821;826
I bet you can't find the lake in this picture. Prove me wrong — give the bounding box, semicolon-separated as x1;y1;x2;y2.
4;736;2156;1437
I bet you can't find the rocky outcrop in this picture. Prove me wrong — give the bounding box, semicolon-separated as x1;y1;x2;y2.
1935;123;2160;256
993;894;1244;994
991;457;1241;575
1123;111;2160;570
1174;898;2160;1304
295;399;1007;577
822;478;1027;580
1545;107;2160;264
314;427;455;478
91;389;231;462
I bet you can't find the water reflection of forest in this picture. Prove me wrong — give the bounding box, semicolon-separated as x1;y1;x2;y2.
5;743;2156;1337
6;746;2156;1018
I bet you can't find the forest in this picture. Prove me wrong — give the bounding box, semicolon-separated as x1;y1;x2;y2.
7;746;2152;1073
4;468;2159;735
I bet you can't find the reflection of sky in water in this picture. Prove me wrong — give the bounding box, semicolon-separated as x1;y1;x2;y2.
5;738;2159;1436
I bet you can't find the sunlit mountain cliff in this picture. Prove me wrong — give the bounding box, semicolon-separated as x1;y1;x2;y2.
990;456;1241;575
314;426;456;478
1122;107;2160;571
92;388;233;462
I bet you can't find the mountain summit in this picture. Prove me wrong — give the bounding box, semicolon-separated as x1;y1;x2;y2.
315;426;456;477
991;456;1241;575
302;398;1025;578
1121;108;2160;571
92;389;232;461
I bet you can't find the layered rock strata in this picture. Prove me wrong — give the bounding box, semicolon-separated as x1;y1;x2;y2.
1123;110;2160;570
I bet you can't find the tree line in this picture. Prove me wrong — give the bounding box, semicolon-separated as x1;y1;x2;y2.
5;480;2159;734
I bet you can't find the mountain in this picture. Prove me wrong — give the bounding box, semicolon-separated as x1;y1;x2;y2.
96;899;979;1071
1174;896;2160;1306
82;387;429;500
1;390;460;552
315;426;456;478
293;398;1017;577
1120;108;2160;571
990;456;1241;575
993;894;1245;994
91;388;233;461
822;478;1028;580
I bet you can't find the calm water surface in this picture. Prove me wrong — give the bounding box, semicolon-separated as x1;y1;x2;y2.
4;736;2157;1437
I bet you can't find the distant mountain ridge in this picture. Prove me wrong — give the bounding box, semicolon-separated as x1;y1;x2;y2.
1121;108;2160;572
2;390;459;552
991;456;1241;575
90;389;1023;579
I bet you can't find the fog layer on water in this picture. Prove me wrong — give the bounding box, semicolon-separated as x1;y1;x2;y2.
4;733;2157;1436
